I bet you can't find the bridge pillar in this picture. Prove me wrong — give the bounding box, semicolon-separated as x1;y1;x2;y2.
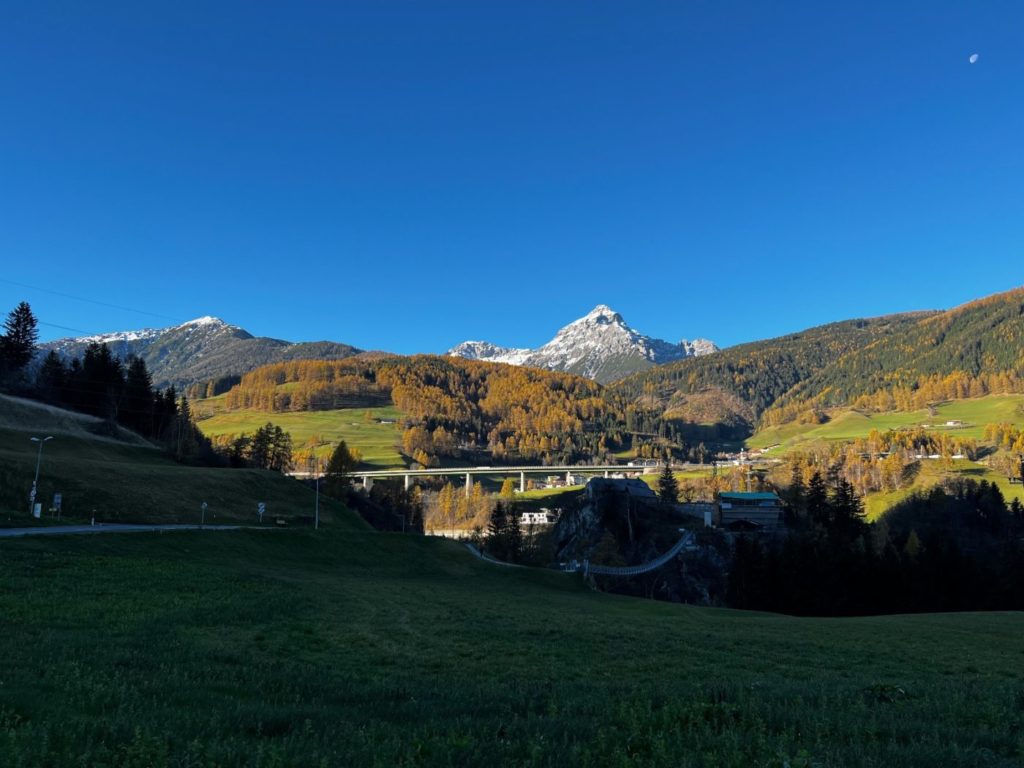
604;470;609;478
404;474;411;491
465;472;472;498
520;471;526;493
362;476;371;491
566;470;572;486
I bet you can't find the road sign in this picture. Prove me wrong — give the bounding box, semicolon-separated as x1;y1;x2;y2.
257;502;265;522
53;493;62;511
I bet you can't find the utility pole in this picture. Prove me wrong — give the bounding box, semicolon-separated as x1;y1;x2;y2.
29;436;53;516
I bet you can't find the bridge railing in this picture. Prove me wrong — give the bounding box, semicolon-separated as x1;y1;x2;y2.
574;530;697;577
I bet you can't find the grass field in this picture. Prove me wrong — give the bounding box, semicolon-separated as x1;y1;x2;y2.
194;400;406;468
747;395;1024;452
0;528;1021;766
0;397;353;526
861;459;1024;520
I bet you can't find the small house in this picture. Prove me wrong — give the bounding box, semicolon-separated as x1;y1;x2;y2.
520;509;556;526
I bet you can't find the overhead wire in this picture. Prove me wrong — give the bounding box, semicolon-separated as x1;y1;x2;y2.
0;277;182;323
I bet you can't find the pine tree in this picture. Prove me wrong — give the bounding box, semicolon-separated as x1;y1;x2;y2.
122;356;155;436
269;425;293;472
486;502;509;558
248;424;272;469
657;462;679;504
504;505;523;563
806;471;830;527
0;301;38;378
35;351;68;405
830;478;866;540
324;440;358;497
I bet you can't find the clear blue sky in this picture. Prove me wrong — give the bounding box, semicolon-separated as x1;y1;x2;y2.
2;2;1022;352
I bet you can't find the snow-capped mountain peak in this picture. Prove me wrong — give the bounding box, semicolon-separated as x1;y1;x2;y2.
579;304;622;323
38;316;360;389
178;316;229;329
448;306;717;383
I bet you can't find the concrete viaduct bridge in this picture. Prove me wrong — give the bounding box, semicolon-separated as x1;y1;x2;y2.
294;463;663;496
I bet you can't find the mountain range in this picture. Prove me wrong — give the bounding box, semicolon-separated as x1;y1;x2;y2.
41;305;715;390
448;304;717;383
34;286;1024;443
40;317;361;390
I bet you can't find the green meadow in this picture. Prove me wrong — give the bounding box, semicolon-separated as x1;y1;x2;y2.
747;395;1024;452
194;399;406;468
1;528;1022;767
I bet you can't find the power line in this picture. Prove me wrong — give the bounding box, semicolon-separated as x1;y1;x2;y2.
37;320;93;335
0;277;181;323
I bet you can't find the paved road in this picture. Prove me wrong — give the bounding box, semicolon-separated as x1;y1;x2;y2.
0;523;246;538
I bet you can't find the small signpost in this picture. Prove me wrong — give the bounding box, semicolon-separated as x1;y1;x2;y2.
257;502;265;523
53;493;62;521
201;501;208;527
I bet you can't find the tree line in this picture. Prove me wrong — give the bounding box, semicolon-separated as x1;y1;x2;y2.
728;476;1024;615
1;302;217;464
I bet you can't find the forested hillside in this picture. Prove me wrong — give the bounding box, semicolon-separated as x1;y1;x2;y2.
202;286;1024;456
761;287;1024;424
214;356;639;465
609;313;931;431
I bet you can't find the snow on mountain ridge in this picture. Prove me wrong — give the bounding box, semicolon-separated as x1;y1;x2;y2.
37;316;360;389
447;340;533;366
448;305;717;383
177;316;233;330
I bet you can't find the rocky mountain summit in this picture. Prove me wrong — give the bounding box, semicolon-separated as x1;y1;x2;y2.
40;317;360;390
448;305;716;383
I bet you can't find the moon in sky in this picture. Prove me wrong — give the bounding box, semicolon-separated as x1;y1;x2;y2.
969;53;979;64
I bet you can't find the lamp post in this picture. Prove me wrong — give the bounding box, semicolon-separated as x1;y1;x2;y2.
308;456;321;530
29;436;53;515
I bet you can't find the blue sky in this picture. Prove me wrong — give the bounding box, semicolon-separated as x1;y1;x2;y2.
2;2;1022;353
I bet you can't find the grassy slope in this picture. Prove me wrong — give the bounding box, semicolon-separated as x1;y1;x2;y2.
194;396;405;468
741;396;1024;519
0;529;1021;767
0;397;354;526
747;394;1024;451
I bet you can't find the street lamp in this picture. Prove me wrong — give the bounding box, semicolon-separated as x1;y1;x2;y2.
308;456;321;530
29;436;53;515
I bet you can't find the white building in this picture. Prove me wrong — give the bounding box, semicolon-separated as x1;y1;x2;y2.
520;509;556;526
